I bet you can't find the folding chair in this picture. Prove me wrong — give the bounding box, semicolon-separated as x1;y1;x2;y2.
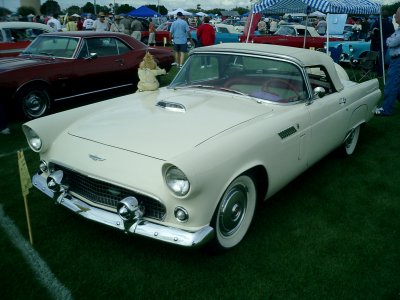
350;51;379;82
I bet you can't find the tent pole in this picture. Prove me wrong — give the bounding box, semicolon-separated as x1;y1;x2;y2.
246;5;255;43
326;13;330;54
379;11;386;84
303;14;308;48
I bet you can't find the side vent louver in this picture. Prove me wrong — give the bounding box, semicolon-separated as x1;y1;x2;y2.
278;126;297;139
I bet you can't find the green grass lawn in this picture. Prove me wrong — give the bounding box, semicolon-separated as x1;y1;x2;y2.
0;67;399;299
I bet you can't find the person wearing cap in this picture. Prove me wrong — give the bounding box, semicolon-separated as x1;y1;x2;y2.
110;15;125;33
169;11;190;68
93;12;109;32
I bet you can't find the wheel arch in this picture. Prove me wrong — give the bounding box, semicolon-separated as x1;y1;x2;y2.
14;79;52;100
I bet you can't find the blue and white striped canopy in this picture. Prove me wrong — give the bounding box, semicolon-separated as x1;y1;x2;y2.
253;0;381;15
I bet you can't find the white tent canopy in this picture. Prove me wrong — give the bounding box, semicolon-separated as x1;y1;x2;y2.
167;8;193;16
196;12;208;17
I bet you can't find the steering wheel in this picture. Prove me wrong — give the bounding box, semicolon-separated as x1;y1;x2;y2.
262;78;300;101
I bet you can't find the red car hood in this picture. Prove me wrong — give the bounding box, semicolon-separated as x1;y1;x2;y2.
0;56;56;72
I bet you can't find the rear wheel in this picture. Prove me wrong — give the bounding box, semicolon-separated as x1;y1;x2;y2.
343;125;360;155
18;85;51;119
211;174;257;250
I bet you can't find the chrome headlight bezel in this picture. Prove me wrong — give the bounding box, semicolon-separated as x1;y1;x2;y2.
25;127;42;152
164;166;190;197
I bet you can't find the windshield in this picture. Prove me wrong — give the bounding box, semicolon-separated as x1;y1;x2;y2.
169;53;308;103
22;35;79;58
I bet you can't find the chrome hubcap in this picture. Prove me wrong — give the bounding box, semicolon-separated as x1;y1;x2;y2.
219;185;247;237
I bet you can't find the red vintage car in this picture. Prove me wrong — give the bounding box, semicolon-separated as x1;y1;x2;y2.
240;24;343;49
0;21;52;57
0;31;174;119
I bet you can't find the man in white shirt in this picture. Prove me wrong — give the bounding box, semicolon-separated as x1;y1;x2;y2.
47;13;62;32
93;12;109;32
83;14;94;31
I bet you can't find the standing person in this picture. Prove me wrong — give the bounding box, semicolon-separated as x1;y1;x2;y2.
77;17;83;31
130;17;143;40
66;16;77;31
196;16;215;68
269;18;278;34
47;13;62;32
257;18;267;34
371;10;395;75
93;12;109;32
110;15;125;32
170;11;190;68
315;17;327;35
83;14;94;30
148;18;156;46
121;16;132;35
375;8;400;116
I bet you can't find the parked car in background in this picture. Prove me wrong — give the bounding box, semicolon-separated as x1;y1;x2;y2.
241;24;343;49
190;23;241;47
0;31;174;119
23;43;380;251
327;40;371;63
0;21;52;57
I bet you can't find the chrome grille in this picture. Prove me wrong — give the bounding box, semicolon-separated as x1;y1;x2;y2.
53;164;166;220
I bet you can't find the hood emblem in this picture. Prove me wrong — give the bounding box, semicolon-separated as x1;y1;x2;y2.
89;154;106;161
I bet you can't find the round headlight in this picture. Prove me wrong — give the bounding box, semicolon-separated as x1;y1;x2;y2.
165;166;190;197
26;128;42;151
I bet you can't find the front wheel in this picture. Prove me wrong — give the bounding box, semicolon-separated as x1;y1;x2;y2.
211;174;257;250
343;125;360;155
18;85;51;119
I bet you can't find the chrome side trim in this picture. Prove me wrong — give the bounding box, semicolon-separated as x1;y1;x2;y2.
32;173;214;247
53;83;134;101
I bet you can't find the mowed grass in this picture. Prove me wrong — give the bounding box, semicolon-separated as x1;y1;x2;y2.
0;66;399;300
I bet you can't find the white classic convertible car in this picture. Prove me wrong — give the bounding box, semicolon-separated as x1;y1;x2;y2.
23;44;381;250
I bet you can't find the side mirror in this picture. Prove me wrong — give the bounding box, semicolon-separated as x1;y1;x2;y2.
313;86;326;98
85;52;98;60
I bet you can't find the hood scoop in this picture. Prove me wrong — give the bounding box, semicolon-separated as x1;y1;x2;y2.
156;100;186;113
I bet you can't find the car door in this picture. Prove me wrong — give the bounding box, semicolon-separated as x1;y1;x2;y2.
72;37;136;94
306;66;351;165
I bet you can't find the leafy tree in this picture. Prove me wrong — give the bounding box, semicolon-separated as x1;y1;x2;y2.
116;4;134;14
40;0;61;16
0;7;11;17
18;6;36;16
82;2;94;14
66;5;81;15
197;4;201;10
233;7;249;16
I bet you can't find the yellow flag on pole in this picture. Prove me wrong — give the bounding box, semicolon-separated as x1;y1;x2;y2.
17;150;32;197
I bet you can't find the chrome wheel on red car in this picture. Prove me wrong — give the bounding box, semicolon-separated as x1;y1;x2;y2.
19;85;51;119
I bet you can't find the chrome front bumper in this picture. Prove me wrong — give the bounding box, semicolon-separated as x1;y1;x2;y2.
32;173;214;247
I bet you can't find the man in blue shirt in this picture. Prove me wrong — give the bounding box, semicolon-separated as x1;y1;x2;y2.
375;8;400;116
170;12;190;68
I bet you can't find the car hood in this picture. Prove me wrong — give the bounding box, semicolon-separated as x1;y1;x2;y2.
0;56;53;72
67;89;274;160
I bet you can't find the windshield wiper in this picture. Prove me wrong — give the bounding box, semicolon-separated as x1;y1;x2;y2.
217;87;248;96
173;84;215;90
39;52;54;57
172;84;248;96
